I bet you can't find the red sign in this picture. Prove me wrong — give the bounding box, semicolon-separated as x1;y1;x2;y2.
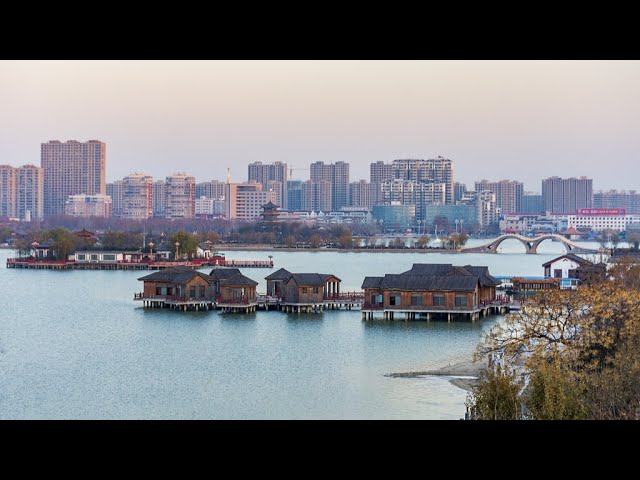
577;208;625;215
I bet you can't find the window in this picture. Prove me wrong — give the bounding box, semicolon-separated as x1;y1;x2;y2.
313;287;319;294
554;269;563;278
433;294;445;306
189;286;196;298
77;254;86;260
90;254;98;261
455;295;467;307
411;294;423;306
103;254;116;261
302;287;308;294
389;293;401;306
199;285;206;298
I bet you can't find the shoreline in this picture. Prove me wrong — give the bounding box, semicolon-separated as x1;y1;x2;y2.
218;244;462;253
386;358;484;392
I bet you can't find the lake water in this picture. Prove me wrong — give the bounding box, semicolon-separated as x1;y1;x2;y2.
0;238;603;419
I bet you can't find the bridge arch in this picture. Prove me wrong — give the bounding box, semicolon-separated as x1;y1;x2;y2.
462;233;598;254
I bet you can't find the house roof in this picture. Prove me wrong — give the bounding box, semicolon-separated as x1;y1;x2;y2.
265;268;292;281
208;267;242;280
289;273;333;287
220;273;259;286
138;266;211;284
362;276;383;289
542;254;594;268
361;263;499;291
462;265;502;287
198;241;216;250
262;201;279;209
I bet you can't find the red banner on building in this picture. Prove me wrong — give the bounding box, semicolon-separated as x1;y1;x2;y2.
577;208;626;215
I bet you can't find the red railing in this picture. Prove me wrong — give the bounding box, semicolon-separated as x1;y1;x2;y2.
323;292;365;301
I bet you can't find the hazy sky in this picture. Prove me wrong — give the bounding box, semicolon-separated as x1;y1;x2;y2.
1;60;639;192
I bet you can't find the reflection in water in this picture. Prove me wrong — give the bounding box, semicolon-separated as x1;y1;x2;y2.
0;244;545;419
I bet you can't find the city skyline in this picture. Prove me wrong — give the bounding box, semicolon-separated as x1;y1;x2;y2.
1;61;639;190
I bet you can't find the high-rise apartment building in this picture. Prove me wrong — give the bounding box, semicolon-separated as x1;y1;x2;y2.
594;190;640;214
301;180;332;212
120;173;153;220
454;182;467;204
196;180;226;200
164;173;195;219
542;176;593;214
475;190;499;227
106;180;124;216
225;182;275;220
369;157;454;205
17;165;43;221
0;165;17;218
287;180;303;211
41;140;106;216
64;194;112;217
474;179;523;215
380;180;446;221
152;180;165;217
310;161;349;211
349;180;373;210
248;162;288;209
521;192;544;214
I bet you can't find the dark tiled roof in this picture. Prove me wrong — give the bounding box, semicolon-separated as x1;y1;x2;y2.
362;263;498;291
289;273;331;287
138;266;211;284
319;273;341;281
463;265;502;287
378;274;479;291
362;276;383;289
209;267;242;280
265;268;292;281
542;254;594;268
221;273;259;286
401;264;458;276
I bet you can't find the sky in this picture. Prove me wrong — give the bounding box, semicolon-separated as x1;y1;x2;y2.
1;60;639;192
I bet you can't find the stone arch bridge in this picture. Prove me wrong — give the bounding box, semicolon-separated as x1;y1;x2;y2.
462;233;599;254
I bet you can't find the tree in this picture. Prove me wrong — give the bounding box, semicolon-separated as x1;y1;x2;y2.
206;231;220;244
466;363;523;420
338;230;353;249
309;234;322;248
469;283;640;419
170;231;198;259
285;235;297;248
47;227;80;260
390;237;405;249
416;235;430;249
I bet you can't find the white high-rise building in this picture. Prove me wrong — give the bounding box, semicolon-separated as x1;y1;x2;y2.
121;173;153;220
164;173;195;219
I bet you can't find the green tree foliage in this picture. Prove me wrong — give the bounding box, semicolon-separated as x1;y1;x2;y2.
522;361;587;420
101;231;144;251
170;231;198;259
466;363;523;420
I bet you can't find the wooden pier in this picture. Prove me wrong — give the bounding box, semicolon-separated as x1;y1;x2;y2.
134;292;216;311
361;300;512;322
7;257;274;271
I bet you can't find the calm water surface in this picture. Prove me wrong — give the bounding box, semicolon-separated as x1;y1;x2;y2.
0;239;602;419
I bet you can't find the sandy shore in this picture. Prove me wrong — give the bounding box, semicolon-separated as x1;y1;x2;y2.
385;359;485;392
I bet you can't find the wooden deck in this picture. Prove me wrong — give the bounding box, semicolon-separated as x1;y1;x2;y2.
7;258;273;270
